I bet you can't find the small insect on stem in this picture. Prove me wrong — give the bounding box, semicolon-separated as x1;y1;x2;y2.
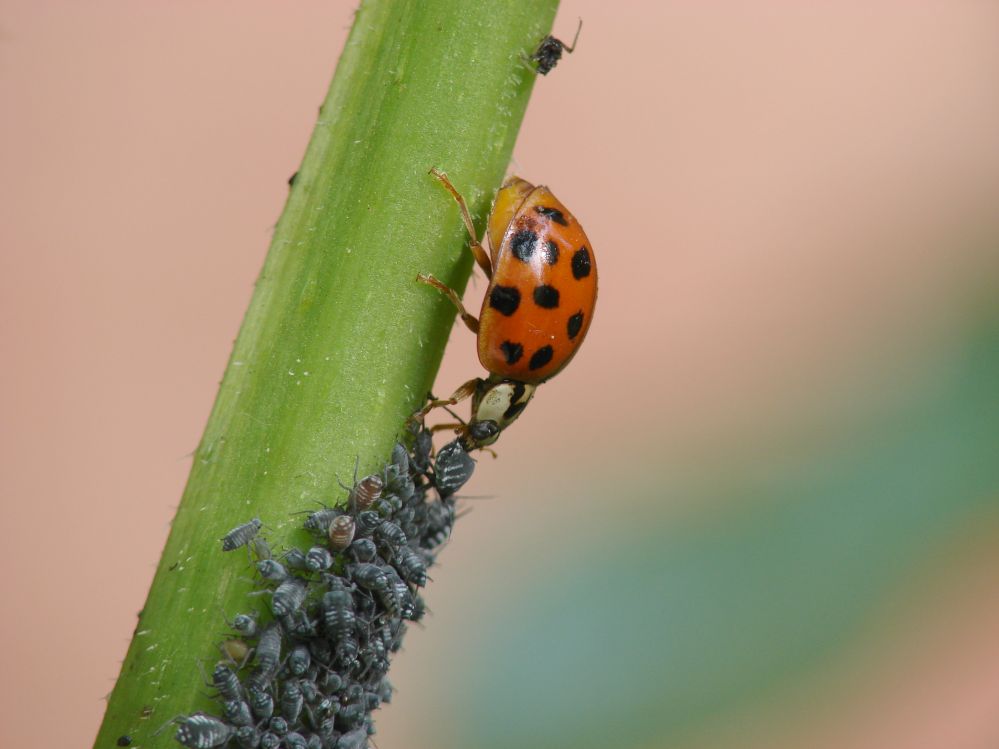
533;18;582;75
220;518;262;553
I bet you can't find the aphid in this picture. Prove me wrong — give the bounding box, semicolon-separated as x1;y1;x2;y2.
364;691;381;710
423;499;455;547
417;169;597;449
354;511;381;537
221;518;263;552
174;714;232;749
230;613;258;638
411;593;427;623
350;474;384;512
287;644;311;677
410;428;433;475
116;736;132;747
281;679;304;724
316;716;337;747
280;609;317;639
381;566;415;619
271;578;307;617
247;683;275;722
255;622;282;676
375;520;407;547
328;515;356;552
256;559;288;582
304;508;341;536
224;698;254;727
434;439;475;497
320;670;344;694
391;443;409;475
338;702;367;730
250;537;272;561
234;725;261;749
308;638;332;665
394;546;427;587
344;683;365;704
269;716;289;736
371;496;400;517
320;588;356;637
336;635;359;668
284;548;310;571
305;546;334;572
349;538;377;563
349;563;389;593
259;732;280;749
376;678;393;704
299;678;320;704
532;19;582;75
389;471;416;504
306;734;323;749
284;733;308;749
212;663;243;702
360;638;389;675
221;638;251;665
337;727;368;749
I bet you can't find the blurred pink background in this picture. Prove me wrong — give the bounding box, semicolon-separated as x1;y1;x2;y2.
2;2;999;748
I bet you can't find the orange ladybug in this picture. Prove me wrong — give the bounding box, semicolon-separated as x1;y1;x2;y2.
417;168;597;450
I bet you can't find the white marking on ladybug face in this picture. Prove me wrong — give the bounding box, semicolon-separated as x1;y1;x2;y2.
474;381;536;430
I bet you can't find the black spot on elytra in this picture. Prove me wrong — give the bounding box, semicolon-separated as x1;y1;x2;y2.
571;247;592;279
500;341;523;365
567;311;584;339
539;240;559;266
510;230;538;262
533;285;560;309
534;205;568;226
529;345;554;371
489;286;521;316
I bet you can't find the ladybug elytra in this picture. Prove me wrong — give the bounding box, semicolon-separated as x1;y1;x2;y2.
417;168;597;450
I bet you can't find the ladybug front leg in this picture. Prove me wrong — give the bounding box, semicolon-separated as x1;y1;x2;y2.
429;168;493;279
417;273;480;334
413;378;482;419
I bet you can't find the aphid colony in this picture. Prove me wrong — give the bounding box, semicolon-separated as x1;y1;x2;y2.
173;431;475;749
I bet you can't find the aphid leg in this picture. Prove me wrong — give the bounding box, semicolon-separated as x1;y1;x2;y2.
563;17;583;53
416;273;480;334
414;378;480;419
428;167;493;279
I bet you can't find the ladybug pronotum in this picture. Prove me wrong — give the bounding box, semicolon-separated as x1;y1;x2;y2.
417;168;597;450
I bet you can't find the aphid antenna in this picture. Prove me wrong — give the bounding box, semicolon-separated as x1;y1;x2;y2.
150;716;175;738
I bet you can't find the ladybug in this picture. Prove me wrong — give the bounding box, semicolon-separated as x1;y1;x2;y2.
532;18;582;75
416;168;597;450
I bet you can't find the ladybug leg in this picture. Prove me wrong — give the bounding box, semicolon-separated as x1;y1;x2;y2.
429;168;493;279
429;422;464;435
414;378;481;419
417;273;480;334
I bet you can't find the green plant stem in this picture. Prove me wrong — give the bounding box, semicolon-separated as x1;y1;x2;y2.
94;1;557;744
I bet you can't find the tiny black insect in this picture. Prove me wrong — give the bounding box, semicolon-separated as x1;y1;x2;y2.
221;518;262;552
532;18;582;75
434;439;475;497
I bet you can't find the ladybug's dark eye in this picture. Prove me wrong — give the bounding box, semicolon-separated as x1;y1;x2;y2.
469;420;500;441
